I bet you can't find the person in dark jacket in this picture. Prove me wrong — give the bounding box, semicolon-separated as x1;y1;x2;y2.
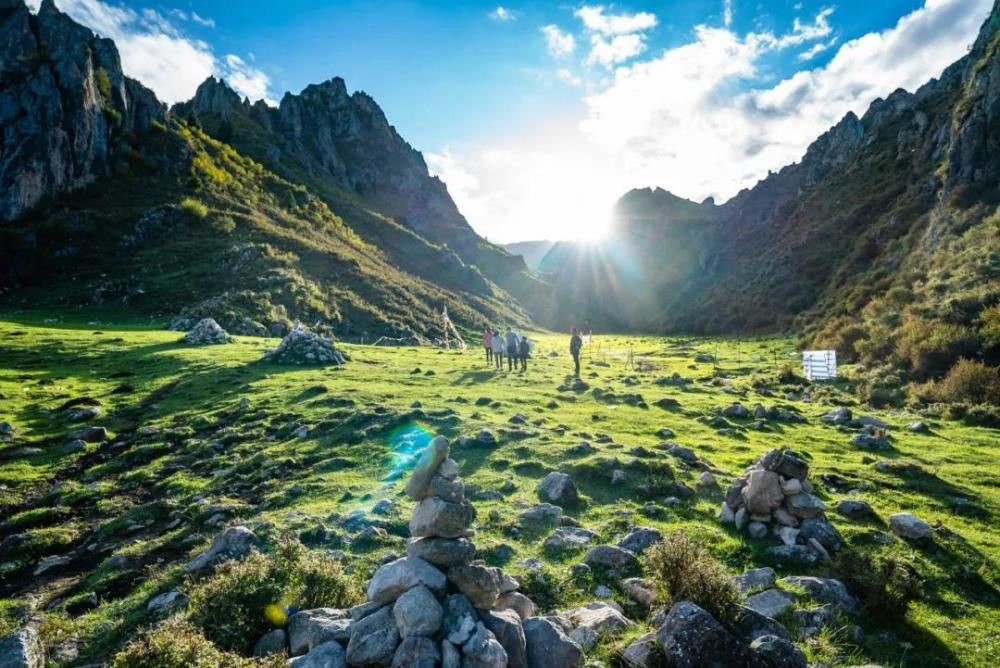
570;328;583;377
517;335;530;371
504;327;519;371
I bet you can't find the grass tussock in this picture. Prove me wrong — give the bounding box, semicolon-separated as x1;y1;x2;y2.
646;531;740;623
111;617;284;668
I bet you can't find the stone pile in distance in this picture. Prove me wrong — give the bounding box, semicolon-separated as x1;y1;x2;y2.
345;435;540;667
719;448;843;563
262;324;346;366
182;317;232;345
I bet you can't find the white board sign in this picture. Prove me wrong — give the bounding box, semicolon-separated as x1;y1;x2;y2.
802;350;837;380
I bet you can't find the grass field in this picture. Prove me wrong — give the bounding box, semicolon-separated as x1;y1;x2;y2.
0;312;997;666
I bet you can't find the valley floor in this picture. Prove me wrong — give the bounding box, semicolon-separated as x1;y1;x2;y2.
0;313;997;666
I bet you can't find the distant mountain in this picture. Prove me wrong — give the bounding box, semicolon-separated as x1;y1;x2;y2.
538;1;1000;391
0;0;543;338
503;240;555;270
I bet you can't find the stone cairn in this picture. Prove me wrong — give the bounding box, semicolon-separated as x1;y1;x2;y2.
719;449;843;562
262;324;346;366
345;435;534;667
182;318;232;345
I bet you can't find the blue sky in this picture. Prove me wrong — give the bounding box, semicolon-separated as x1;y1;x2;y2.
41;0;993;241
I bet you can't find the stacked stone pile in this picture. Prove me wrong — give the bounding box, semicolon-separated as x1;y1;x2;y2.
262;325;346;366
719;449;843;563
182;318;232;345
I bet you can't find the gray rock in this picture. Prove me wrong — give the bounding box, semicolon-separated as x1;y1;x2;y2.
733;606;792;643
404;436;450;500
792;605;835;638
253;629;287;657
463;622;508;668
441;640;461;668
366;557;447;605
405;537;475;567
836;499;874;520
781;577;859;616
734;567;776;594
482;609;527;668
393;585;442;638
0;625;43;668
522;617;584;668
785;492;825;519
584;544;639;575
447;564;502;608
33;554;71;576
439;458;460;480
183;318;231;345
288;608;352;655
655;601;757;668
797;517;844;552
741;470;784;515
543;527;597;552
289;640;346;668
766;545;820;566
146;590;188;615
821;407;852;425
442;593;478;645
494;591;537;620
907;421;930;434
618;526;663;554
428;475;464;502
745;588;795;619
747;521;769;539
518;503;563;525
620;632;660;667
537;472;579;505
184;525;259;575
889;513;932;541
391;636;438;668
749;634;807;668
564;601;633;640
621;577;657;607
408;497;476;538
346;605;399;667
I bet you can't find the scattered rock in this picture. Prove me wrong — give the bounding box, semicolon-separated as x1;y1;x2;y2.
253;629;288;657
745;588;795;619
836;499;875;520
537;472;579;506
146;591;188;616
583;545;639;575
655;601;756;667
749;634;808;668
522;617;584;668
184;526;259;575
288;608;352;655
618;527;663;554
734;567;776;594
544;527;597;552
182;318;232;344
780;576;859;616
889;513;933;541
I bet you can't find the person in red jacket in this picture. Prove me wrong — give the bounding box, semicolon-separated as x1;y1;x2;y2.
483;327;493;365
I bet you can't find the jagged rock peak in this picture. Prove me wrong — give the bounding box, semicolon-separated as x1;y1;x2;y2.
0;0;165;221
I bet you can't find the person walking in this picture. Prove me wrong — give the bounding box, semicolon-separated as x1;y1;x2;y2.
491;329;505;370
518;334;530;372
570;327;583;377
483;327;493;365
504;327;519;371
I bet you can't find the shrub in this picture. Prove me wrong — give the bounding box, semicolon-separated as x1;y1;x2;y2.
926;359;1000;405
894;318;977;378
180;197;209;219
111;617;283;668
980;304;1000;351
187;539;358;653
831;550;923;620
646;531;740;623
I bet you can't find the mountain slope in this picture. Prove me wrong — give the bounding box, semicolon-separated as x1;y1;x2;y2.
0;0;538;339
538;1;1000;397
503;240;555;270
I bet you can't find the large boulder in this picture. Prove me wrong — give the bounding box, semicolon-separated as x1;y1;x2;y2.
393;585;442;638
744;589;795;620
522;617;584;668
584;545;640;575
749;635;807;668
655;601;758;668
537;472;579;506
618;527;663;554
184;526;259;575
346;605;399;666
367;557;447;605
404;436;450;500
391;636;439;668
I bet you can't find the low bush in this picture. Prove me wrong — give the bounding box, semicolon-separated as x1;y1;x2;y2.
111;617;283;668
923;359;1000;405
893;318;977;378
187;539;359;654
180;197;209;219
978;304;1000;351
831;550;923;620
646;531;740;623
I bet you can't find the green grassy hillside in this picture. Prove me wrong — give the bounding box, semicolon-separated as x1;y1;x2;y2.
1;314;996;665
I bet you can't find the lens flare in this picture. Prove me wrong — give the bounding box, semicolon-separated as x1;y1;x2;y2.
264;603;288;626
383;422;435;482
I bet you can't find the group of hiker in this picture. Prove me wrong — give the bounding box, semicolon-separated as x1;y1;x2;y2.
482;326;587;377
483;327;532;371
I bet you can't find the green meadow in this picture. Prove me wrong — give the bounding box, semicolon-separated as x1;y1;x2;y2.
0;313;997;666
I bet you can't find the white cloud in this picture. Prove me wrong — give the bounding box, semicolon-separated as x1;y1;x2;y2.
27;0;270;104
574;5;657;35
798;37;837;61
586;33;647;67
556;68;583;87
490;6;516;22
444;0;991;243
723;0;734;28
541;24;576;57
191;11;215;28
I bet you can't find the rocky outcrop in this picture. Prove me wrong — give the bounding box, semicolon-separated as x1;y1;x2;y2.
0;0;165;221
